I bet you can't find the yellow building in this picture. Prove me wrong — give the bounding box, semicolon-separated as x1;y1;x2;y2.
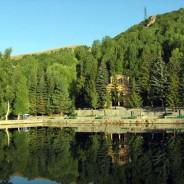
107;75;130;107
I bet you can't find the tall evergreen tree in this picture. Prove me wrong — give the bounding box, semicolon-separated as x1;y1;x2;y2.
96;61;109;108
37;73;47;115
166;48;182;108
139;47;155;106
128;79;142;108
85;80;98;109
46;63;72;114
150;55;168;107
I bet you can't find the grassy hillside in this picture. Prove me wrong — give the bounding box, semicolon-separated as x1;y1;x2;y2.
11;45;81;60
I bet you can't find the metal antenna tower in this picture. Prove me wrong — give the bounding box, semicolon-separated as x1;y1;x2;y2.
144;6;148;20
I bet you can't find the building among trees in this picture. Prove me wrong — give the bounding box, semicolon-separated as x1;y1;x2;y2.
107;75;130;108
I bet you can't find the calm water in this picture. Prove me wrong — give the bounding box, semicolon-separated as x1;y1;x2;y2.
0;128;184;184
11;176;58;184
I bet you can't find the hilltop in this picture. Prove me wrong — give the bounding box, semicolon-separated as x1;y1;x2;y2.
11;45;82;60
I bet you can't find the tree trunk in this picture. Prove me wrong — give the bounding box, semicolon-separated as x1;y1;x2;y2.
5;101;10;121
17;114;20;120
5;128;10;146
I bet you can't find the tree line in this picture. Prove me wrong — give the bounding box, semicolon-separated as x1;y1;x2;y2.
0;8;184;118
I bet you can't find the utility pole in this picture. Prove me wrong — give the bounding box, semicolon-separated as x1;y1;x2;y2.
144;6;148;20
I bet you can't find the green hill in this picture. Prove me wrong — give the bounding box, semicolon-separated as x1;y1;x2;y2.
109;8;184;107
1;8;184;118
112;8;184;77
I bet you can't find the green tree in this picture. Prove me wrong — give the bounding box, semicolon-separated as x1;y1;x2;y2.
166;48;183;109
0;57;15;120
37;71;47;115
101;36;116;75
13;69;29;119
46;63;73;114
139;46;155;106
85;80;98;109
75;49;98;108
17;56;39;115
96;61;109;108
150;55;168;107
3;48;12;59
91;39;102;60
128;79;142;108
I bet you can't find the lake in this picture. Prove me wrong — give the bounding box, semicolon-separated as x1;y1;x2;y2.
0;128;184;184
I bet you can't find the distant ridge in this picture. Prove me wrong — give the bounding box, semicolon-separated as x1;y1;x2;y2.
11;45;82;60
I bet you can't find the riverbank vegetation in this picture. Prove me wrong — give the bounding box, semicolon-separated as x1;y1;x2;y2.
0;8;184;119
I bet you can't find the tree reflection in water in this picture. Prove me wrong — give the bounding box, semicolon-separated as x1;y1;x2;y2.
0;128;184;184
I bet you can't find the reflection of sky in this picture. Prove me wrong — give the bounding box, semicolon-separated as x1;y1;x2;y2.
11;176;59;184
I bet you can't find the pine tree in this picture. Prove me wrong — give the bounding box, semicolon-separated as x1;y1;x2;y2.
46;63;72;114
166;49;182;109
86;80;98;109
37;74;47;115
50;80;71;114
166;48;182;109
96;61;109;108
128;79;142;108
150;55;167;107
139;47;154;106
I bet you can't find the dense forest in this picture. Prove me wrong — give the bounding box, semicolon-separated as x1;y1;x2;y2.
0;8;184;118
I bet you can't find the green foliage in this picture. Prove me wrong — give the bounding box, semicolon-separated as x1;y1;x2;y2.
92;39;102;60
37;73;47;115
13;68;29;116
3;48;12;59
128;79;142;108
46;63;73;114
166;48;183;108
150;55;168;107
74;47;98;109
96;61;109;108
17;56;39;114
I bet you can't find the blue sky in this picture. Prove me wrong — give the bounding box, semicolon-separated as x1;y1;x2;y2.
0;0;184;56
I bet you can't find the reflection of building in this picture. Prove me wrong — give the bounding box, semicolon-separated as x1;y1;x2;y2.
108;134;131;165
107;75;130;107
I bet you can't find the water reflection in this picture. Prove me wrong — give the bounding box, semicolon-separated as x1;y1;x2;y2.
11;176;58;184
0;128;184;184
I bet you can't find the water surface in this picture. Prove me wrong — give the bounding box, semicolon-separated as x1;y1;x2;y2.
0;128;184;184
